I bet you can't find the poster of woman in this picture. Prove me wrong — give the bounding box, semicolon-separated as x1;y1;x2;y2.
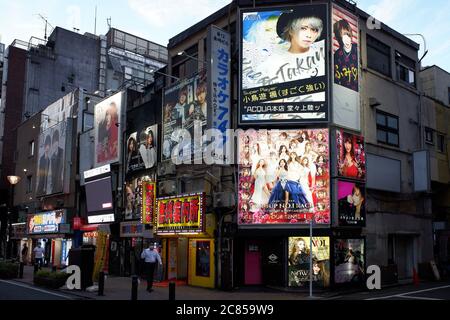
94;92;122;166
240;4;328;124
238;129;330;225
288;237;330;288
336;129;366;180
338;180;366;227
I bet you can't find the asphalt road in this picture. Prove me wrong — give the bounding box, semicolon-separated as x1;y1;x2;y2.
329;282;450;300
0;280;75;300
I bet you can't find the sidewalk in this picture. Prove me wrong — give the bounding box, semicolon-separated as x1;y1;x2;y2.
11;265;416;301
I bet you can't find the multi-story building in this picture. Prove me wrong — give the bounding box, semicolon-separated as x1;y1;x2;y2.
1;27;167;249
419;65;450;273
11;89;102;265
148;0;435;289
0;41;28;204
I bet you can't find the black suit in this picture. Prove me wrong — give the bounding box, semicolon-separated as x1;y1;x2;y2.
36;154;51;196
51;147;64;194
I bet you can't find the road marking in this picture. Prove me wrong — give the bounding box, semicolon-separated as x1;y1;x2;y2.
366;285;450;300
0;279;74;299
398;295;443;301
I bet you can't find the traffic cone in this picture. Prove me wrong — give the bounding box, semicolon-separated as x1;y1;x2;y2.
413;267;420;286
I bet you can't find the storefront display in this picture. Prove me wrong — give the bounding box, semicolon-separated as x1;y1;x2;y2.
288;237;330;288
334;238;365;284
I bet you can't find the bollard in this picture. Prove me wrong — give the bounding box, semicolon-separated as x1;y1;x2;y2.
98;271;105;296
169;282;176;301
34;263;39;274
52;266;57;272
131;275;138;301
19;262;24;279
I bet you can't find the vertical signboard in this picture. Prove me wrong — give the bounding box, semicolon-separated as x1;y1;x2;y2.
332;5;360;130
239;4;329;124
94;92;123;167
141;182;156;224
207;25;231;162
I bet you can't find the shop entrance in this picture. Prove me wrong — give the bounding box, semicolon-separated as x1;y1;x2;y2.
164;238;188;281
244;240;262;285
244;238;285;286
188;239;215;288
389;234;416;280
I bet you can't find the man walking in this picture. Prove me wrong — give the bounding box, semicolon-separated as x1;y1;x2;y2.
141;243;162;292
33;242;45;270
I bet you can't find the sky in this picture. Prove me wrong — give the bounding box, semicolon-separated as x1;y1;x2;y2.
0;0;449;71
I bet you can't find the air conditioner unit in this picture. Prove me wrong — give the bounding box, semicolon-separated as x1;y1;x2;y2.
157;162;176;176
158;180;177;196
213;192;236;208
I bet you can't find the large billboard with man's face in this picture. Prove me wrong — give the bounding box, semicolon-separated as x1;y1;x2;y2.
94;92;123;167
238;129;330;226
239;4;329;124
332;5;360;130
36;121;68;197
162;70;207;162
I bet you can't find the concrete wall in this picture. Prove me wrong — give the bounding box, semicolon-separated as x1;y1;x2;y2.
23;27;100;118
359;15;434;271
421;66;450;106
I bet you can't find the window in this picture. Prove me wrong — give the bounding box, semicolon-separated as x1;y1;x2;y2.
395;51;416;87
367;35;391;77
29;141;35;157
376;110;399;147
437;134;445;153
26;176;33;194
425;127;434;145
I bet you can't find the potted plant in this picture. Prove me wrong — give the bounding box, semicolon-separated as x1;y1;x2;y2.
0;261;19;279
34;270;70;289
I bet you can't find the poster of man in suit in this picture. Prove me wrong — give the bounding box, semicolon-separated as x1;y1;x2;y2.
36;121;67;197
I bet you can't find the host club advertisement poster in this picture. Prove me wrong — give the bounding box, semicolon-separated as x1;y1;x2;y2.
239;4;329;124
238;129;330;226
288;237;330;288
334;238;365;284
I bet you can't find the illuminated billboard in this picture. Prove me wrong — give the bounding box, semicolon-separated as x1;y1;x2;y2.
288;237;330;288
27;210;67;235
239;4;329;124
156;193;205;234
336;129;366;180
334;238;365;284
141;182;156;225
238;129;330;226
337;180;366;227
332;5;360;130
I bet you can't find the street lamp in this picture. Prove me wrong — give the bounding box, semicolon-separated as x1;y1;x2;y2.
6;176;20;259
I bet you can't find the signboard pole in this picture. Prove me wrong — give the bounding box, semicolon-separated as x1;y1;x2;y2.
309;216;313;298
